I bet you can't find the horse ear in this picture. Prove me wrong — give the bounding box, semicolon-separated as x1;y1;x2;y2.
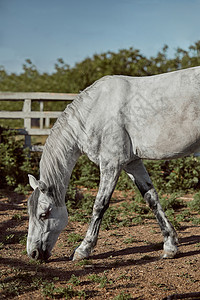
28;174;39;190
28;174;48;193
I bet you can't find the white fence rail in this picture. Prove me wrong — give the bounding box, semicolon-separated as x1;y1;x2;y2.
0;92;77;150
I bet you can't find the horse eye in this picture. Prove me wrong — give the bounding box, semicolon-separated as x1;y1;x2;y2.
40;212;47;220
40;211;50;220
39;207;52;220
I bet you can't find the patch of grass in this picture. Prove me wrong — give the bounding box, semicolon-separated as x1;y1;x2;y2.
160;193;184;211
116;273;132;281
176;210;192;223
123;237;137;244
165;209;181;229
188;192;200;213
67;193;94;223
88;272;113;288
0;271;39;298
3;232;27;246
191;217;200;225
145;156;200;193
67;233;83;246
4;233;15;243
76;259;92;266
19;234;27;246
131;215;145;225
66;181;198;234
118;218;133;227
12;214;23;221
113;292;132;300
120;199;149;215
41;282;86;299
68;274;81;286
101;207;120;230
176;272;198;283
66;233;83;252
152;282;170;291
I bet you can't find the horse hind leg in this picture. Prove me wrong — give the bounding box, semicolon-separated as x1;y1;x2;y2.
124;159;178;259
72;164;121;261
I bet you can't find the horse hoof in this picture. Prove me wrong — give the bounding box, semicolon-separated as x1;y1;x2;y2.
162;249;178;259
73;252;85;261
70;248;89;261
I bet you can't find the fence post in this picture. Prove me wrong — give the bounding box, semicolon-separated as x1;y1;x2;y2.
23;99;31;148
40;101;44;129
45;116;50;128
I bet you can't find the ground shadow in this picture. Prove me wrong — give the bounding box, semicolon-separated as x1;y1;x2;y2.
0;244;160;299
1;232;200;299
90;242;162;260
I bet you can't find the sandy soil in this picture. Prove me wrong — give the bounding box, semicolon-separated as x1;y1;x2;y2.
0;190;200;300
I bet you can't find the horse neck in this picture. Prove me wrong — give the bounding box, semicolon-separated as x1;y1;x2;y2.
39;123;81;206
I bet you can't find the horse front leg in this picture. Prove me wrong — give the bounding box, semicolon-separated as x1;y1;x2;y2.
124;159;178;259
72;166;121;261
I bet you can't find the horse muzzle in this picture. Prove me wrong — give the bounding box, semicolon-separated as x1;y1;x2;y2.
29;248;51;261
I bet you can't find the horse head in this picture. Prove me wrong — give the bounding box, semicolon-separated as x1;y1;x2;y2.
27;174;68;261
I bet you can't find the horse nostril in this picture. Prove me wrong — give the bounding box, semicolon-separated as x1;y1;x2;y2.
31;249;39;260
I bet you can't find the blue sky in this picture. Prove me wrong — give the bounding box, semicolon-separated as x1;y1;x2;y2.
0;0;200;74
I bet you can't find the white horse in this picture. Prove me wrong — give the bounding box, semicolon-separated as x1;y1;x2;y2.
27;66;200;261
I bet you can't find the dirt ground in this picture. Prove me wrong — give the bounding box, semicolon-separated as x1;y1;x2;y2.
0;190;200;300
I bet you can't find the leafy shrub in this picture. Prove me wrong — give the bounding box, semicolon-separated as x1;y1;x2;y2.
69;155;200;194
116;170;134;190
144;156;200;193
2;125;200;197
66;190;94;223
0;126;39;193
70;155;100;188
69;155;134;191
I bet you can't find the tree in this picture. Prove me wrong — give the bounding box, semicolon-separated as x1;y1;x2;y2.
0;41;200;95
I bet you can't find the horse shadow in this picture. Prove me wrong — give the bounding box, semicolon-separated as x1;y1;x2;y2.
85;234;200;261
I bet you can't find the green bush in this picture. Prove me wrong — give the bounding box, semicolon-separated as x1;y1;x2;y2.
69;155;134;191
144;156;200;193
1;126;200;196
70;155;100;188
0;127;39;193
69;155;200;195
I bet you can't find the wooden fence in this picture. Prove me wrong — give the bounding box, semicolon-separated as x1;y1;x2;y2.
0;92;77;151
